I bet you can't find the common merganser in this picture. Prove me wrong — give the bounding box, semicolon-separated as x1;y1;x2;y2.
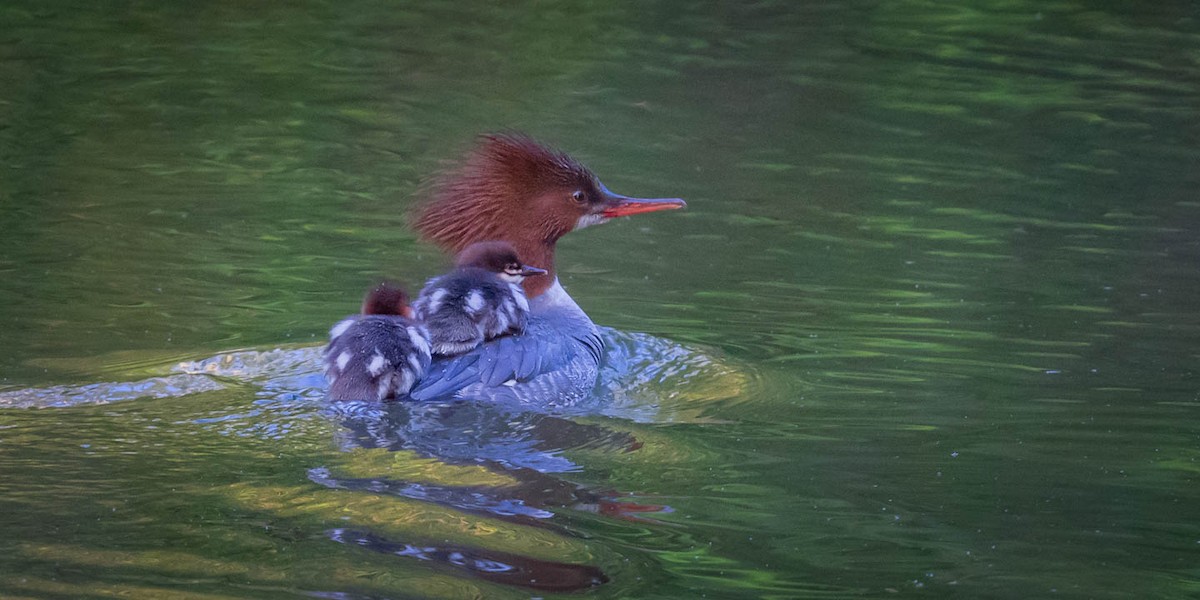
324;283;433;401
413;240;547;356
359;281;413;318
408;133;684;402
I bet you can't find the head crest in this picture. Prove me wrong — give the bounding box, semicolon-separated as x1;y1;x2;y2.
410;133;594;252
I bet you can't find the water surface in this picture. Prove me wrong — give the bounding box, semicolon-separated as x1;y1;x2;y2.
2;1;1199;598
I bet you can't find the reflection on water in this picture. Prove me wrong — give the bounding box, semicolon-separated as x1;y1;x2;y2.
328;528;608;592
0;328;737;595
2;0;1200;598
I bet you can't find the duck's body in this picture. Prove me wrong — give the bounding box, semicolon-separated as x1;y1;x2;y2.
324;283;432;401
406;133;685;403
413;241;545;356
411;279;603;404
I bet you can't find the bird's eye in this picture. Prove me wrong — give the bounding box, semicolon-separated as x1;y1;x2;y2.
506;263;521;273
570;190;587;204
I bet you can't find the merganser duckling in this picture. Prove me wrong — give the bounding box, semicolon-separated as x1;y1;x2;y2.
323;282;432;401
407;133;685;402
413;241;547;356
359;281;412;317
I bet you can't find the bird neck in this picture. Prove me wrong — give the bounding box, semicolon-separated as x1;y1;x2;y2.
509;238;557;298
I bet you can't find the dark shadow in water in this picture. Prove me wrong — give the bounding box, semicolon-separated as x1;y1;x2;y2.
328;399;641;469
307;466;558;526
316;399;670;590
323;399;669;509
329;528;608;592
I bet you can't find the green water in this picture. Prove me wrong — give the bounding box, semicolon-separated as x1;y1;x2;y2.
2;1;1199;598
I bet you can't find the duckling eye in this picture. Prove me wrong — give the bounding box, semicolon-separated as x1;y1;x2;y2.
505;263;521;273
570;190;587;205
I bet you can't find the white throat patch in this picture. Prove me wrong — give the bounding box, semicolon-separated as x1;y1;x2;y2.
573;213;608;231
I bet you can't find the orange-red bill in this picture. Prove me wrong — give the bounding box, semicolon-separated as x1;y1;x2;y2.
598;181;687;218
601;197;687;218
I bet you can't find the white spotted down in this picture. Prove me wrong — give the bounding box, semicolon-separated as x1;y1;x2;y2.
465;290;485;314
367;352;387;377
408;326;430;357
509;284;529;312
329;318;355;340
397;370;415;395
336;350;352;371
427;288;448;313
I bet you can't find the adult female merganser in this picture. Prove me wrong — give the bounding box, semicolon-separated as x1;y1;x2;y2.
413;240;547;356
408;133;684;403
324;283;433;401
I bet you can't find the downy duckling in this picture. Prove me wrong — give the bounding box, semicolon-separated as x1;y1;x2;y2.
412;241;546;355
323;282;432;401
